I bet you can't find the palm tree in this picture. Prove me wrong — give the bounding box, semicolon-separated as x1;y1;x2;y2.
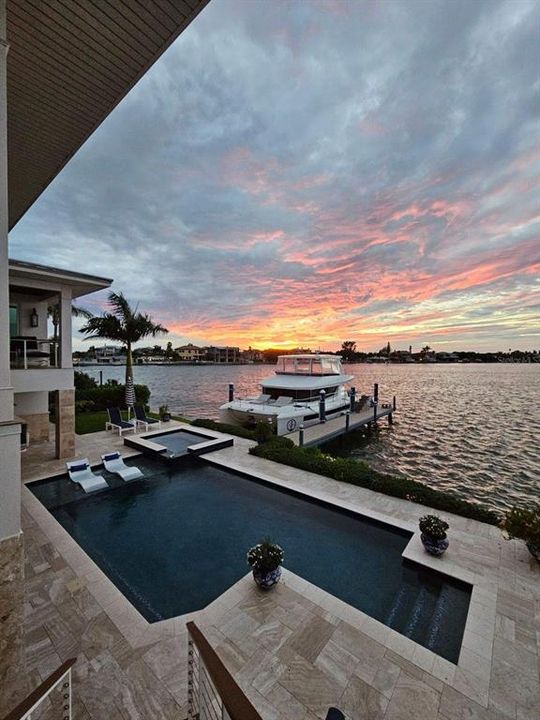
79;291;168;384
48;303;93;344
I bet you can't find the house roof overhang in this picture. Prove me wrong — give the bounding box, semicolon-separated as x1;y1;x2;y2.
8;259;112;299
6;0;209;229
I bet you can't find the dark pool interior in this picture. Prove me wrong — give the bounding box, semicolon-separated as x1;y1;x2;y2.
30;455;471;663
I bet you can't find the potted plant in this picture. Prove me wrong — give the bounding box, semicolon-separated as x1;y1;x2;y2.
247;538;284;589
419;515;449;556
159;404;171;422
501;506;540;562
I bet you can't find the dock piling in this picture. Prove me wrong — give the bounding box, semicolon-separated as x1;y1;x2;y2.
228;383;234;402
345;411;350;431
393;395;397;411
319;390;326;423
349;386;356;412
299;423;304;447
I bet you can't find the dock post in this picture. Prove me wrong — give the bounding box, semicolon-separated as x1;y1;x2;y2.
388;413;393;425
228;383;234;401
345;411;350;431
373;383;379;403
349;386;356;412
319;390;326;423
393;395;397;411
299;423;304;447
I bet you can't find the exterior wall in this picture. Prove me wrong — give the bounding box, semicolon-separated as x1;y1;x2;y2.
9;292;49;338
14;391;50;442
55;389;75;459
0;1;21;541
11;367;74;393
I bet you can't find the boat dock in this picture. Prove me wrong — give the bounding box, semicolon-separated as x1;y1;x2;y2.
288;398;396;447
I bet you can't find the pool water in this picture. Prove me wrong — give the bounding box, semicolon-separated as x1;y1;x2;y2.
30;457;470;663
145;429;210;456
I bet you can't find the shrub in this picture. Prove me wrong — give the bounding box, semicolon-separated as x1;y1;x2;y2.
75;383;150;412
254;420;274;444
192;418;257;440
502;506;540;559
250;441;501;526
74;371;97;390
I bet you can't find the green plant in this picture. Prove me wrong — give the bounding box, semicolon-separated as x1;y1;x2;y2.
75;383;150;412
74;371;97;390
250;441;501;525
192;418;257;441
419;515;449;540
502;506;540;560
247;538;284;574
254;420;274;444
159;404;169;419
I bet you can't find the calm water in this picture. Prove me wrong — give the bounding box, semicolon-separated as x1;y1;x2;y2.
82;363;540;511
31;455;470;662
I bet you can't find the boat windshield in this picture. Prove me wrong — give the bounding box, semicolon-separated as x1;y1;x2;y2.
276;356;342;375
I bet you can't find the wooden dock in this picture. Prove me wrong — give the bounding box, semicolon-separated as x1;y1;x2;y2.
287;402;395;447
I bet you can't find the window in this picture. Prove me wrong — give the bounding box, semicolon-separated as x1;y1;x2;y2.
9;305;18;337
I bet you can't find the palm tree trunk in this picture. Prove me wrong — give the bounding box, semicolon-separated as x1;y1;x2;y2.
126;341;133;385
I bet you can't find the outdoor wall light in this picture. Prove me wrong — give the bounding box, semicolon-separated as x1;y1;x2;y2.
30;308;39;328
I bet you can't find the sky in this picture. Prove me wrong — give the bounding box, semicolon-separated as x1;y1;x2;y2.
10;0;540;352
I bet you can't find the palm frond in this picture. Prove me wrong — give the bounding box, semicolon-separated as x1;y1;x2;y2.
107;291;133;321
72;305;93;320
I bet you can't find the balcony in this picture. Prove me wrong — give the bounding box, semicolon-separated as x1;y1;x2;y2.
10;336;60;370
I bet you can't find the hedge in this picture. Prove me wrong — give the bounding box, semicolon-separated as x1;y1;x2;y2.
192;418;257;441
250;437;501;525
75;383;150;412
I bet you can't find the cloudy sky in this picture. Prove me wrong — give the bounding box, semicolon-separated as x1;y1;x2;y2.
10;0;540;352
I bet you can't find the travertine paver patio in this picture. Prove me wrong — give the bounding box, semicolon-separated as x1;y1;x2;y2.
6;424;540;718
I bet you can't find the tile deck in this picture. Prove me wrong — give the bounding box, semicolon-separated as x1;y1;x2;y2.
2;423;539;719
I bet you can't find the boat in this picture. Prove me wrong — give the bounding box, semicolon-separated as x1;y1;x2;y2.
219;354;354;435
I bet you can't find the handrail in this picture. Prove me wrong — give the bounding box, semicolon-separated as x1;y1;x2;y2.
2;657;76;720
187;621;262;720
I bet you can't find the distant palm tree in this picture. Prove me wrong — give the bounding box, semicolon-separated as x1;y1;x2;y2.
79;291;168;384
48;303;93;344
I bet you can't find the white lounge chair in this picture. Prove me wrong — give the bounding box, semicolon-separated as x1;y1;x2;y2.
273;396;294;406
101;452;143;482
249;393;272;405
66;459;108;493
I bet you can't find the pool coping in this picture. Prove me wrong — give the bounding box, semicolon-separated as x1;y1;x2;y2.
22;425;499;706
124;426;234;458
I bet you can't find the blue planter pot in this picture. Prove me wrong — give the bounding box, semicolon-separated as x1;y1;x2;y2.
252;566;282;589
421;533;449;557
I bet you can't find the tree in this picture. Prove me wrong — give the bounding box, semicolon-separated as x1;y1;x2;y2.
340;341;357;361
80;291;168;384
48;303;93;344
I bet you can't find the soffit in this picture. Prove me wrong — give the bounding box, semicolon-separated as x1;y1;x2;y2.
7;0;209;229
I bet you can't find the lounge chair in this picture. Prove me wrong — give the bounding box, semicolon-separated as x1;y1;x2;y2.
101;452;143;482
273;396;293;406
249;393;271;405
106;407;135;436
133;404;161;431
66;459;108;493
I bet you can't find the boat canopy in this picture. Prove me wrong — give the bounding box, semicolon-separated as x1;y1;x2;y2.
275;354;344;376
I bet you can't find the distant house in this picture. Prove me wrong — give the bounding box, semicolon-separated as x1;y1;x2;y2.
176;343;206;362
206;346;240;363
241;346;263;363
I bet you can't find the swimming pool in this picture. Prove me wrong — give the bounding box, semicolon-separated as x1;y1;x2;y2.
30;456;471;663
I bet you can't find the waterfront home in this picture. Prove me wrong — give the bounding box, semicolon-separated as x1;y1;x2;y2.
1;3;538;720
8;259;111;456
175;343;207;362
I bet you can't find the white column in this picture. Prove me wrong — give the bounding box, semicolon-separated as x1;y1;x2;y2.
59;287;73;369
0;0;21;541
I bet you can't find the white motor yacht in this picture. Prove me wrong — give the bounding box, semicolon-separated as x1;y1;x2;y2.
219;354;354;435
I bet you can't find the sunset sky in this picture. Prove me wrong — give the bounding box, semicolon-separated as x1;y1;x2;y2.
10;0;540;352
